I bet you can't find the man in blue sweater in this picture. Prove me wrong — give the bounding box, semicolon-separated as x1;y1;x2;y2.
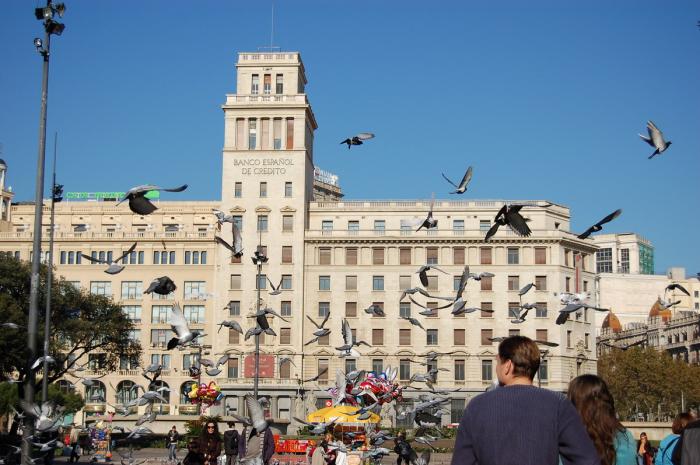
451;336;600;465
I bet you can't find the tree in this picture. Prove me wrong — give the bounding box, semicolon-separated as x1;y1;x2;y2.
598;346;700;421
0;255;142;399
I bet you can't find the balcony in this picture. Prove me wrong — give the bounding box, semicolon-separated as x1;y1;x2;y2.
84;404;106;414
0;231;214;241
178;405;199;415
224;94;308;105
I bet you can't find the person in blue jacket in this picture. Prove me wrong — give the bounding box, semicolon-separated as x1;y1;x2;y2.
655;412;694;465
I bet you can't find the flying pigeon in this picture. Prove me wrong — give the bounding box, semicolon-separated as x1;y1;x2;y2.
416;265;448;287
555;303;609;325
267;277;283;295
441;166;473;194
340;132;374;149
484;204;531;242
336;319;371;355
80;243;137;275
218;320;244;334
519;283;536;297
577;209;622;239
400;315;426;331
665;283;690;296
302;368;328;383
639;120;672;159
416;194;438;232
363;304;385;317
117;184;188;215
144;276;177;296
166;303;202;349
31;356;56;371
468;271;494;281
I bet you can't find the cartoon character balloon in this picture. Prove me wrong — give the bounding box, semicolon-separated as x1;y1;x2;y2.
188;381;224;407
327;366;402;409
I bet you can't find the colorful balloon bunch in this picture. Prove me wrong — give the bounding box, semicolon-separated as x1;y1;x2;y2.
329;367;403;408
187;381;224;407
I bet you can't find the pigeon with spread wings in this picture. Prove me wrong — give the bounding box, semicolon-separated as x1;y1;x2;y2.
416;194;438;232
484;204;531;242
80;243;137;275
577;209;622;240
639;120;672;159
340;132;374;149
166;303;202;349
117;184;188;215
144;276;177;296
441;166;473;194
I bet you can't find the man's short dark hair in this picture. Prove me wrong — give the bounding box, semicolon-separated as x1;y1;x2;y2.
498;335;541;380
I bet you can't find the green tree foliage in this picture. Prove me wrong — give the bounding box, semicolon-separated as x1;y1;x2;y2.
598;346;700;421
0;255;142;397
0;382;83;416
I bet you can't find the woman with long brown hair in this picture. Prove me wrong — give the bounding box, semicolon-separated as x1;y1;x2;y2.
199;421;223;465
568;374;636;465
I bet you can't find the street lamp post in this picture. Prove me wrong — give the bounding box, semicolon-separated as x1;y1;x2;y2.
24;4;65;464
252;246;268;399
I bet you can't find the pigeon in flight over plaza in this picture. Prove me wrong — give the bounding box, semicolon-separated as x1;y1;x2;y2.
214;226;243;259
468;271;494;281
302;368;328;383
267;277;283;296
199;354;230;376
577;209;622;239
658;297;681;310
484;204;531;242
639;120;672;159
117;184;188;215
245;313;276;341
307;313;331;337
511;304;537;324
31;355;56;371
400;315;426;331
212;209;236;229
407;296;452;314
340;132;375;149
416;265;448;287
144;276;177;295
555;302;609;325
218;320;244;334
599;339;646;351
252;307;290;322
363;304;385;317
441;166;473;194
665;283;690;296
80;243;137;275
519;283;536;297
336;319;371;355
166;303;203;349
416;194;438;232
400;287;454;302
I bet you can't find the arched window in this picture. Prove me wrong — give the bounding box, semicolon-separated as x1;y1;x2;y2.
279;359;291;379
56;380;75;394
151;380;170;404
180;381;196;404
85;381;106;403
116;380;138;405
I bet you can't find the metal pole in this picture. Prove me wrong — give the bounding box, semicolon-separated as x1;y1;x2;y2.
24;6;51;464
41;132;58;402
254;262;261;399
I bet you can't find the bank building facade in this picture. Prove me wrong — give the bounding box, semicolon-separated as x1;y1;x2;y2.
0;51;599;433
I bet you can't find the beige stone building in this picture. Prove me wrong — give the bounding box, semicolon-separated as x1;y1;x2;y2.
0;51;602;433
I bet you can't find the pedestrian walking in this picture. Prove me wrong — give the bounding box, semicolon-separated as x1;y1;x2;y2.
393;432;413;465
223;422;240;465
167;425;180;462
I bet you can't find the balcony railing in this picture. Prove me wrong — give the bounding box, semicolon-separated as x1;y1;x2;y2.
0;231;214;240
225;94;308;105
310;199;556;209
306;228;554;239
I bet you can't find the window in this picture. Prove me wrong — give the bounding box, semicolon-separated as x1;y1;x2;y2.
345;275;357;291
373;220;385;233
480;247;492;265
507;247;520;265
481;302;493;317
344;359;357;374
453;219;465;232
319;248;331;265
234;182;242;198
281;215;293;232
90;281;111;296
248;118;257;149
480;276;493;291
227;358;239;378
59;250;82;265
284;181;292;197
479;220;491;233
280;328;291;345
184;281;206;300
345;302;357;317
538;359;548;382
251;74;259;94
535;275;547;291
286;118;294;149
596;248;612;273
122;305;142;323
227;300;240;316
536;329;548;342
318;302;330;317
183;305;205;324
535;247;547;265
121;281;142;300
565;277;571;292
399;302;411;318
454;329;465;345
399;359;410;380
372;276;384;291
508;302;520;318
124;250;144;265
455;360;465;381
535;303;548;318
481;329;493;345
400;247;412;265
345;247;358;265
319;276;331;291
263;74;271;94
322;220;333;232
280;275;292;290
151;329;168;345
451;398;466;424
253;274;266;290
453;247;465;265
230;274;241;290
583;280;588;292
372;248;384;265
236;118;245;149
509;329;520;337
617;248;630;273
282;246;293;264
372;359;383;374
275;74;283;94
185;251;207;265
281;301;292;317
567;330;572;348
426;247;439;265
507;276;520;291
153;250;176;265
259;181;267;198
481;360;493;381
273;118;282;149
372;329;384;345
347;220;359;233
399;329;411;346
229;328;240;344
257;215;268;232
426;329;438;345
426;275;438;291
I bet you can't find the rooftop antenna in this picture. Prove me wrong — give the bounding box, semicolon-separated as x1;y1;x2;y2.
258;0;280;52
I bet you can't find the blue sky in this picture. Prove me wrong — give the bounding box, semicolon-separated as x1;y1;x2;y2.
1;1;698;274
